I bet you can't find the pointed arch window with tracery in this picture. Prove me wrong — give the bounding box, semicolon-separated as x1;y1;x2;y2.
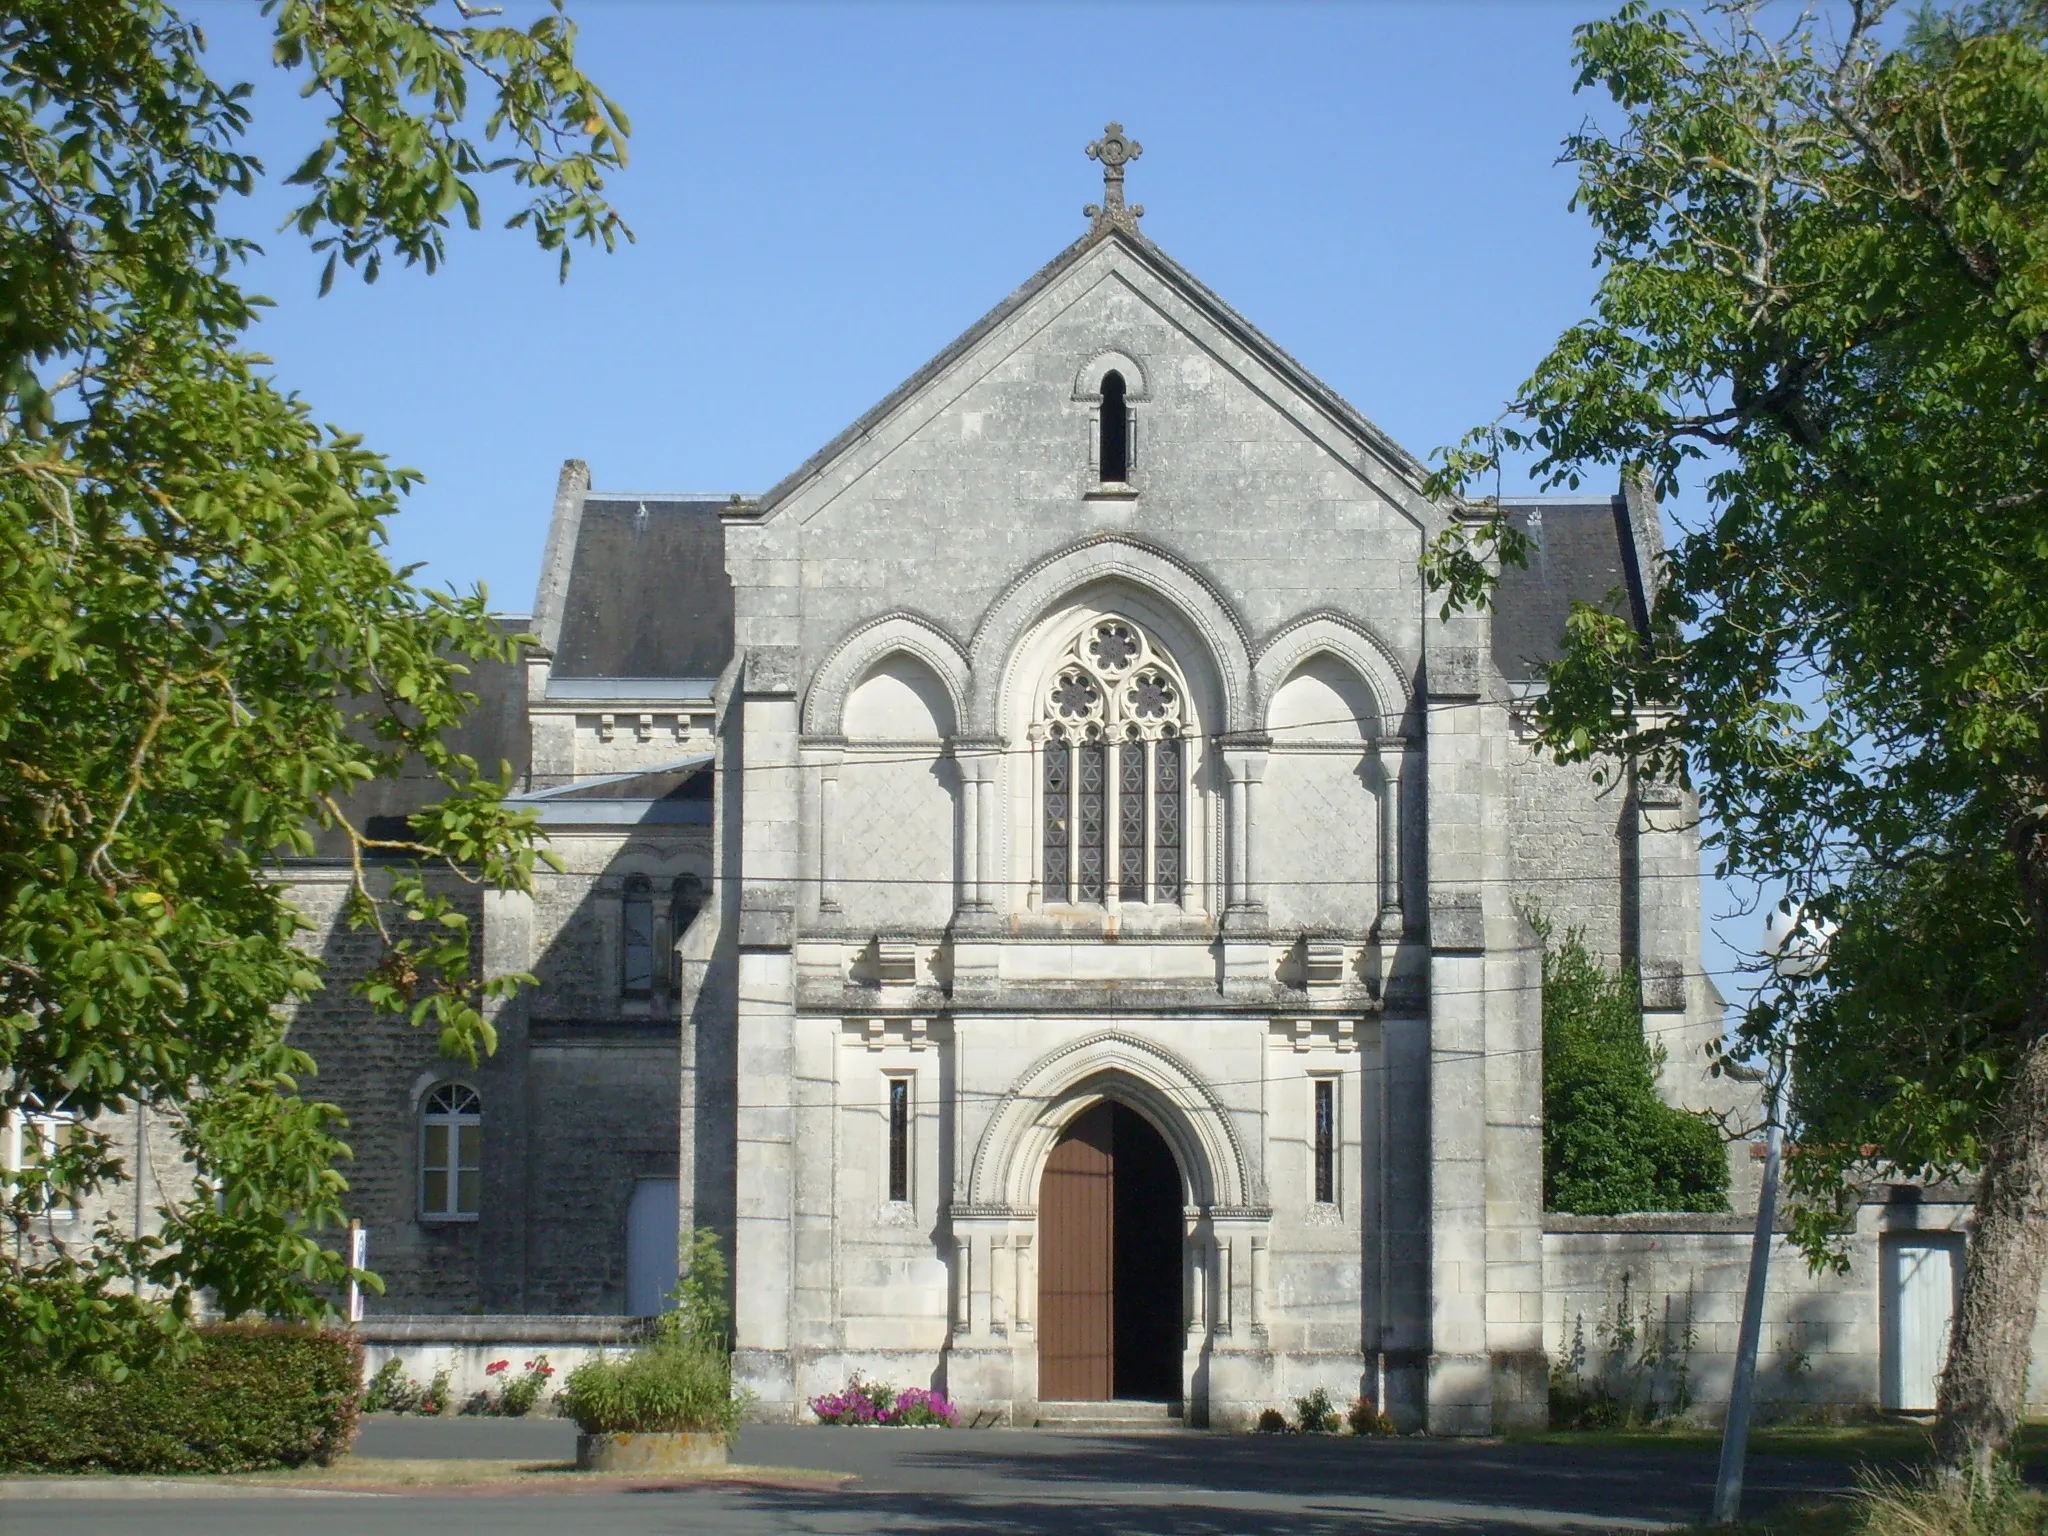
1039;618;1185;907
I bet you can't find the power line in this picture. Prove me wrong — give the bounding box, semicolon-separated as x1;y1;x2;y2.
516;699;1692;782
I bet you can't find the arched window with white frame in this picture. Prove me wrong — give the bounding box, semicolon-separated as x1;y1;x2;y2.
420;1083;481;1221
1039;617;1186;907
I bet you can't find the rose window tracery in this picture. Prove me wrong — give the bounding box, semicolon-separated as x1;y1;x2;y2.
1041;619;1185;906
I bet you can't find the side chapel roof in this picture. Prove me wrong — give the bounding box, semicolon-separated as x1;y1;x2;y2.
1491;481;1663;684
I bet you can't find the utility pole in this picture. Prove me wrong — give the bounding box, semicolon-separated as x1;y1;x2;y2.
1714;908;1828;1523
1712;1072;1782;1523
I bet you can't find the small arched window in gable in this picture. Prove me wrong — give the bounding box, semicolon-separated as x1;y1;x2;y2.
622;875;654;998
420;1084;481;1221
1099;370;1130;483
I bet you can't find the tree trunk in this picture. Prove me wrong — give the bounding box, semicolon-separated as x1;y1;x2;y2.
1932;1018;2048;1482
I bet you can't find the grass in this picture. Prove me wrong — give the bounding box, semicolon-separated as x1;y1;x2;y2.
0;1457;852;1494
1663;1475;2048;1536
237;1456;850;1490
1508;1422;2048;1474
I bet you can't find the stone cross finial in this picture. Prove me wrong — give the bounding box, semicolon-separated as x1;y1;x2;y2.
1085;122;1144;235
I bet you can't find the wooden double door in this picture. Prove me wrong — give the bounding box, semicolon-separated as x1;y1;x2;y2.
1037;1102;1184;1401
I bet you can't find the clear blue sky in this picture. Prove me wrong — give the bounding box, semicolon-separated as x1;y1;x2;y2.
191;0;1769;993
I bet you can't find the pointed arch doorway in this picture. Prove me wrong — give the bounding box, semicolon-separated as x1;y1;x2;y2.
1037;1101;1184;1402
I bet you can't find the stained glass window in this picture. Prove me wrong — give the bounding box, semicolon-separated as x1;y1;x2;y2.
1077;739;1106;903
1154;734;1182;903
1043;737;1071;903
1119;740;1146;900
1039;619;1188;907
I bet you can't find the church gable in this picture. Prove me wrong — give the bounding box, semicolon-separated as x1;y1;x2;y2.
724;226;1447;695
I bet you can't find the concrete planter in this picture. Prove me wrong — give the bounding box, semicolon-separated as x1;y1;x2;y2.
576;1430;729;1473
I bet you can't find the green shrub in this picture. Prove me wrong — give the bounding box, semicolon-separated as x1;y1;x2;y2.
1294;1386;1340;1434
1256;1407;1289;1433
1539;924;1731;1214
0;1323;361;1473
364;1357;416;1413
558;1345;740;1438
1347;1396;1395;1435
659;1228;732;1354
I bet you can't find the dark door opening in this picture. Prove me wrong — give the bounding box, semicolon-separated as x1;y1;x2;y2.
1037;1101;1183;1402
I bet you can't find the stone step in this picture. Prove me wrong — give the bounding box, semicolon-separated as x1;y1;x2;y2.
1035;1399;1186;1430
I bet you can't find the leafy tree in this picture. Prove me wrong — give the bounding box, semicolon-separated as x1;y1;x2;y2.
0;0;627;1375
660;1227;732;1355
1539;924;1729;1216
1424;0;2048;1478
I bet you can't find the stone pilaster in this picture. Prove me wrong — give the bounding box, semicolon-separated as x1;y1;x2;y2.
732;646;803;1417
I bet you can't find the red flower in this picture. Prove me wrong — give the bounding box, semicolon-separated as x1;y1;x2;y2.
486;1360;509;1375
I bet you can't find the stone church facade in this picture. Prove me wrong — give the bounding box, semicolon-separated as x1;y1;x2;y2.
470;127;1745;1432
17;130;2039;1431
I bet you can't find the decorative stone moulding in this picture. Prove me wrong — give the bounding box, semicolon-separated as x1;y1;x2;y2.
854;1015;930;1052
873;939;918;988
576;1431;729;1473
1301;939;1348;992
1274;1015;1365;1053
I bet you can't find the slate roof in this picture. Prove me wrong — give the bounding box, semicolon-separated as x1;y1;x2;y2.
1490;495;1653;684
306;618;533;859
552;498;735;680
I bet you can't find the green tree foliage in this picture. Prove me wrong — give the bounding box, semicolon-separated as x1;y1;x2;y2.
1423;0;2048;1475
0;0;626;1375
1541;927;1730;1215
660;1226;732;1355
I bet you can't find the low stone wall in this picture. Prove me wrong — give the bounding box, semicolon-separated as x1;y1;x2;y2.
1541;1197;2048;1423
355;1315;653;1413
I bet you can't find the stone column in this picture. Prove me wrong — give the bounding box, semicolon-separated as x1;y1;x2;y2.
1377;738;1406;935
1220;742;1269;917
809;746;842;916
976;765;997;909
1219;741;1270;994
952;744;1000;916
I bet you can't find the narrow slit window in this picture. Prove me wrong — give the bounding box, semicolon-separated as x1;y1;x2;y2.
622;875;653;997
1313;1078;1336;1205
1099;370;1130;482
887;1078;910;1203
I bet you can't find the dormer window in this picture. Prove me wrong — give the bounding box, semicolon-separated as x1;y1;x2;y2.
1099;370;1130;483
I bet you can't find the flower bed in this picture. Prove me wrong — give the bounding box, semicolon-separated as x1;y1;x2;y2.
810;1374;957;1427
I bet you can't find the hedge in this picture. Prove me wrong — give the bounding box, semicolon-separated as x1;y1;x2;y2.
0;1323;362;1474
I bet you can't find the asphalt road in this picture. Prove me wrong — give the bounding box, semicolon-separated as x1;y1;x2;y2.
1;1417;1890;1536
